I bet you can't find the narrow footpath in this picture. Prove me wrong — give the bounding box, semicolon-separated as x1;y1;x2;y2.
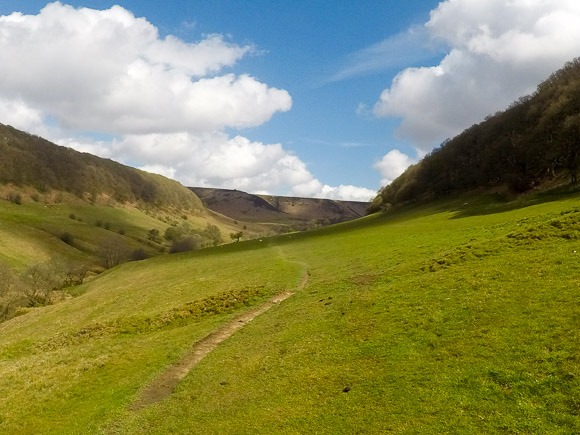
130;266;309;411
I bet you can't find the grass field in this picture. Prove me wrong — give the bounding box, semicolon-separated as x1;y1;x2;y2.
0;195;268;271
0;192;579;433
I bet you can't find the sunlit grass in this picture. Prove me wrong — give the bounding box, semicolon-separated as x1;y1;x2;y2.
1;191;579;433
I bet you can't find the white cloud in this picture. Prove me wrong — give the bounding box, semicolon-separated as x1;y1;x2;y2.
291;179;376;202
374;150;416;186
0;98;45;134
0;3;374;201
374;0;580;155
0;2;291;135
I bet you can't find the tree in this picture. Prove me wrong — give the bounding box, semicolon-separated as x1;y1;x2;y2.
147;228;161;243
20;262;60;305
98;235;130;269
204;224;222;246
0;262;14;297
169;235;202;253
230;231;243;242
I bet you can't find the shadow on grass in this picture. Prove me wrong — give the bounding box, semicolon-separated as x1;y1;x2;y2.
449;185;580;219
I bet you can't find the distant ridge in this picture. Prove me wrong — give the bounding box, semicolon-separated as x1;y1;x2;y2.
190;187;369;228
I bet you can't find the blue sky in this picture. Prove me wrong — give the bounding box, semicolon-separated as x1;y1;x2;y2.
0;1;579;200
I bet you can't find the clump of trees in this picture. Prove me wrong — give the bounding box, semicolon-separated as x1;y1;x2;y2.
0;259;92;321
164;222;224;253
371;57;580;211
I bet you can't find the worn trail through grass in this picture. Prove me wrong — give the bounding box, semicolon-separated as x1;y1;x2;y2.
130;257;309;410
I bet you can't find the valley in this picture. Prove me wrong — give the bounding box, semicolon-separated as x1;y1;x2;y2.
1;190;578;433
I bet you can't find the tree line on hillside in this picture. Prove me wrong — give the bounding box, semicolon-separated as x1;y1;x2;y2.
0;124;202;209
371;57;580;211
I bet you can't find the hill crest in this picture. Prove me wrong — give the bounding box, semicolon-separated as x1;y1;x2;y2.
190;187;369;229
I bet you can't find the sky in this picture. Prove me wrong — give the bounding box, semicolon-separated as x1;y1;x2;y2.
0;1;579;201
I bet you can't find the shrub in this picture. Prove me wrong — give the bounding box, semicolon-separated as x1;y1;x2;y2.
147;228;161;243
60;232;74;246
69;213;76;220
7;192;22;205
170;236;200;253
130;248;149;261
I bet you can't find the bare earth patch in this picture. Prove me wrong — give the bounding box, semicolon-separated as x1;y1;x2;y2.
130;270;308;410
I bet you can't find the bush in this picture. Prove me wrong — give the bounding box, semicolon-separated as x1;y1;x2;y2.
170;236;200;253
7;192;21;205
59;232;74;245
130;248;149;261
147;228;161;243
69;213;76;220
98;236;130;269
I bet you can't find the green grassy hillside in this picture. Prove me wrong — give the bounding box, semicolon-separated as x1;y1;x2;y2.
0;123;203;210
0;192;579;433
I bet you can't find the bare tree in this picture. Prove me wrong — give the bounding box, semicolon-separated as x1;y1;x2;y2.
0;262;14;297
20;262;60;305
98;235;130;269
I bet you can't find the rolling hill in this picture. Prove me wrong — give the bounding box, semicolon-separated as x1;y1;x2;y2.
0;190;578;433
0;123;203;211
0;124;297;320
190;187;369;230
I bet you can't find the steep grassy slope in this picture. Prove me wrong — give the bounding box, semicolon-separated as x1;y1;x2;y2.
0;192;579;433
0;123;202;210
371;58;580;211
0;199;164;269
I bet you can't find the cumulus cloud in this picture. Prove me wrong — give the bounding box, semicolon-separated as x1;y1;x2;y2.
291;178;376;202
0;3;290;135
374;150;416;186
374;0;580;155
0;3;373;201
111;132;374;201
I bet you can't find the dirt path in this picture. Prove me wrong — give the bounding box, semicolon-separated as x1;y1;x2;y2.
130;268;308;411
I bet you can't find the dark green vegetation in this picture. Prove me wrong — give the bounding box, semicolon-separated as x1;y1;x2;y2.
0;190;578;433
372;58;580;211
